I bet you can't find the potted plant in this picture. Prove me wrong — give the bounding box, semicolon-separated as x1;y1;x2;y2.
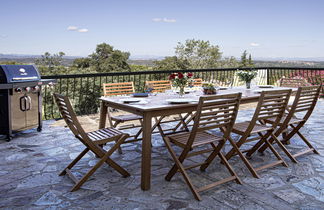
169;72;193;97
202;83;217;95
236;70;258;89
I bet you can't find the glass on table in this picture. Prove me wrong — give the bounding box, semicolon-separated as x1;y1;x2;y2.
165;89;174;95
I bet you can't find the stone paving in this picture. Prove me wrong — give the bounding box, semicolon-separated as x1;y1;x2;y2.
0;99;324;209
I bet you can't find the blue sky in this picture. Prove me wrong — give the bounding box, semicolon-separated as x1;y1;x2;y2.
0;0;323;59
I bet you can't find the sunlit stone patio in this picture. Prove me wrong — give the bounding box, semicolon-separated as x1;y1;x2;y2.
0;99;323;209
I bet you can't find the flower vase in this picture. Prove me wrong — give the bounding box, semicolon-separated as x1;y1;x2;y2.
178;86;185;97
246;81;251;89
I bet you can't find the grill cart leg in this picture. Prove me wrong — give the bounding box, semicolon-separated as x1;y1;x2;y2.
37;91;42;133
6;134;12;142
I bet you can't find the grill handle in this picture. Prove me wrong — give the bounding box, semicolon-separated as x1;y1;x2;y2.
26;96;31;111
20;96;26;111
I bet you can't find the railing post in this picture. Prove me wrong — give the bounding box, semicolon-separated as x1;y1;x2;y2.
266;68;270;85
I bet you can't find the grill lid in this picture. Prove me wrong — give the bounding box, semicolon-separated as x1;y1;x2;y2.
0;65;41;84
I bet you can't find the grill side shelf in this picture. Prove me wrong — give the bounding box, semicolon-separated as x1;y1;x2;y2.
0;84;13;90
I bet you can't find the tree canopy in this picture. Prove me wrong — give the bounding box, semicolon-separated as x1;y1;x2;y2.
152;39;246;70
240;50;254;67
35;52;65;69
153;56;189;70
35;40;254;75
175;39;222;69
89;43;130;72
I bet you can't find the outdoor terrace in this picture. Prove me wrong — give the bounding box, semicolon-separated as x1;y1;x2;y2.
0;67;323;209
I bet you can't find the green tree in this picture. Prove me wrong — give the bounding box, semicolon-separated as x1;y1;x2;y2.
240;50;254;67
248;54;254;66
175;39;222;69
153;56;189;70
89;43;130;72
219;56;239;68
72;57;91;68
35;52;68;75
130;64;152;71
0;61;24;65
35;52;65;69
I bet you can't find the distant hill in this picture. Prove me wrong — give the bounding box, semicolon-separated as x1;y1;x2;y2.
1;53;324;68
254;60;324;68
0;54;79;66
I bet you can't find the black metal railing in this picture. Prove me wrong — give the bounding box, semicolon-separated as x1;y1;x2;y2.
42;67;324;120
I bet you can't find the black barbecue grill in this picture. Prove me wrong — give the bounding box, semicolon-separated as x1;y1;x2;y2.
0;65;55;141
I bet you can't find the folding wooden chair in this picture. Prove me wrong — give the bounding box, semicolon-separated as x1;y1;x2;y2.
279;77;309;88
225;89;292;178
193;78;203;86
163;93;242;200
145;80;171;93
253;85;322;162
144;80;190;136
54;93;130;191
103;82;143;153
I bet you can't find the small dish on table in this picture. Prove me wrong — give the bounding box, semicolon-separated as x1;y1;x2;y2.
119;98;141;103
218;87;228;90
132;93;149;97
166;99;195;104
258;85;274;88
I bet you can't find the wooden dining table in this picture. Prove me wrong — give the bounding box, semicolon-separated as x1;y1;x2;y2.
98;86;296;191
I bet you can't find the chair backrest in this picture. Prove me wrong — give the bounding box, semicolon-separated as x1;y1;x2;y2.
103;82;135;96
193;78;203;86
280;78;309;88
248;89;291;132
53;93;104;156
187;93;242;148
145;80;171;93
284;85;321;123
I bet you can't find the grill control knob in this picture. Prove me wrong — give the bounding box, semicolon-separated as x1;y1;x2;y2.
15;88;22;93
32;86;40;92
25;87;31;92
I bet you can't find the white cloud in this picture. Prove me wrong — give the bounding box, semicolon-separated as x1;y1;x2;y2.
78;28;88;33
0;34;7;38
163;18;176;23
67;26;78;31
152;18;162;22
152;17;176;23
250;43;260;47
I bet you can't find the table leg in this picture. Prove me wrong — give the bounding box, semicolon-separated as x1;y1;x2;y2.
141;112;152;190
99;101;107;129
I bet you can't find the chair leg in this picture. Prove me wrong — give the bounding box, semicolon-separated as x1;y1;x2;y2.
200;141;225;171
152;116;166;137
173;112;192;131
163;136;201;201
112;121;123;154
282;127;289;145
71;135;130;191
246;132;268;157
103;135;131;177
227;136;260;178
164;137;189;181
133;119;143;140
59;148;89;176
270;133;298;163
180;113;196;130
200;139;242;185
263;137;288;167
175;113;190;132
294;128;320;155
71;150;110;191
218;152;242;184
225;135;249;161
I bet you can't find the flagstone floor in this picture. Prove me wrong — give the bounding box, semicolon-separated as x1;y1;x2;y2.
0;99;323;209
